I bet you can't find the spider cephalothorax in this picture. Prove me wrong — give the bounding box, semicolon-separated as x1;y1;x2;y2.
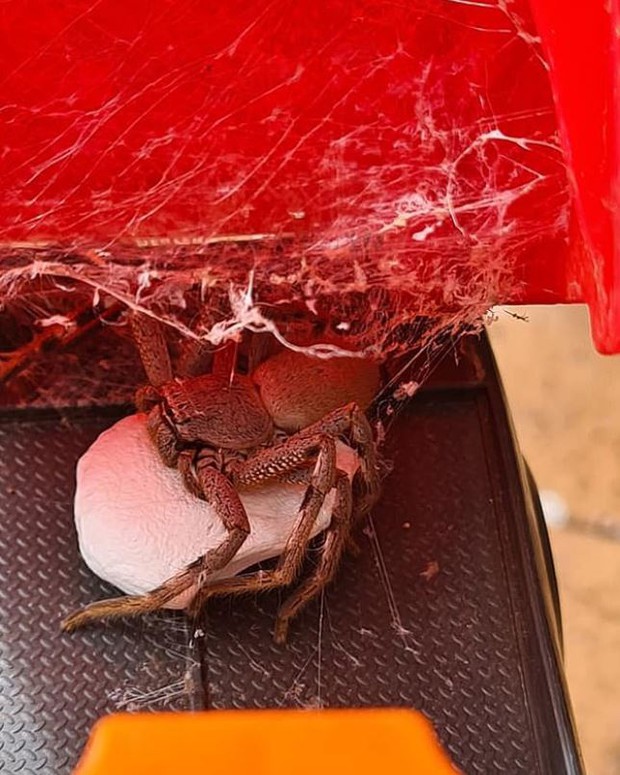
138;373;275;469
62;314;381;642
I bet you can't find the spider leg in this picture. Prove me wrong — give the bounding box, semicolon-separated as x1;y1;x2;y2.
233;402;380;517
146;404;179;467
61;563;202;632
135;384;161;412
61;468;250;631
272;461;362;554
300;403;380;517
130;311;173;387
183;436;337;617
185;461;318;619
280;468;361;556
177;305;242;377
229;430;332;487
191;466;252;577
274;469;353;643
177;339;214;378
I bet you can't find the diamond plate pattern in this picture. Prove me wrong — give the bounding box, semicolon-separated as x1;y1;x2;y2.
0;395;572;774
0;415;201;774
201;397;539;773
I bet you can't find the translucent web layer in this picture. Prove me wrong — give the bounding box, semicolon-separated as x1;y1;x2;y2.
0;0;568;397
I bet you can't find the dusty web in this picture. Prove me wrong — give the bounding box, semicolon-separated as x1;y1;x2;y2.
106;615;202;712
0;0;567;408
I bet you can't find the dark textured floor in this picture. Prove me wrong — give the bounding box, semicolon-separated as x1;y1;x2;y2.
0;380;578;774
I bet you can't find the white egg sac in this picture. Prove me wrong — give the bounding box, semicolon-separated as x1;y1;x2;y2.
74;413;359;608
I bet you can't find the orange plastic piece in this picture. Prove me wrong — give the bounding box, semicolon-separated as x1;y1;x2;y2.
74;709;459;775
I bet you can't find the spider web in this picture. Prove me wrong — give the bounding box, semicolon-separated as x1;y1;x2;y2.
0;0;572;723
0;0;568;406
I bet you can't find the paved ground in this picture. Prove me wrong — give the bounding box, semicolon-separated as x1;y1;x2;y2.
490;305;620;775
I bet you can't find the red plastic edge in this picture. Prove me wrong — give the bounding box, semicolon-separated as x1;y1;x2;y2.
530;0;620;352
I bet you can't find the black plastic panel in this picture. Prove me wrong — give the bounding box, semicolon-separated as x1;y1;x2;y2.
0;339;583;774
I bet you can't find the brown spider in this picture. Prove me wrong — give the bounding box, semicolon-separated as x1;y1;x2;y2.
62;314;381;642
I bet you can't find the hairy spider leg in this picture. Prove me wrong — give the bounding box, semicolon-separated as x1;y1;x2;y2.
130;312;173;387
62;367;380;639
61;467;251;632
181;403;379;639
301;402;380;517
273;469;353;643
61;433;337;631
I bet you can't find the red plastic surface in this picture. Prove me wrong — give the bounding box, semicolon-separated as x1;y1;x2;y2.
530;0;620;351
0;1;617;350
